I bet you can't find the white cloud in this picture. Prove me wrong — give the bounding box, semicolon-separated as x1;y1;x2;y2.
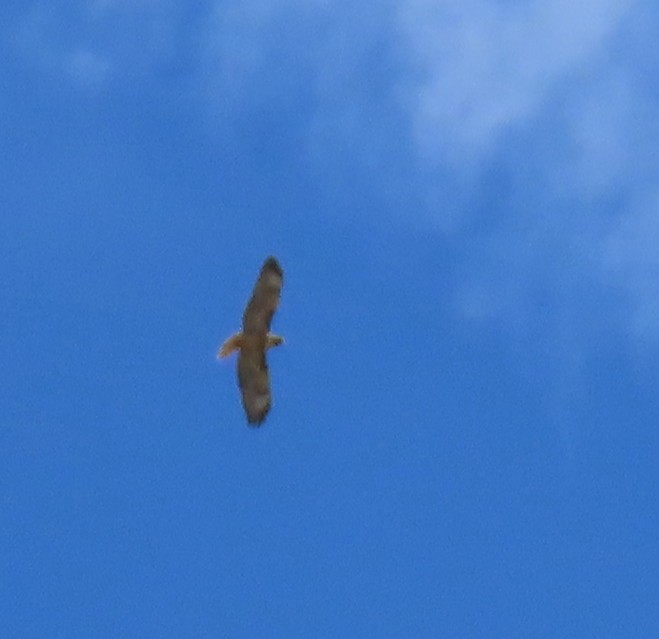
398;0;632;169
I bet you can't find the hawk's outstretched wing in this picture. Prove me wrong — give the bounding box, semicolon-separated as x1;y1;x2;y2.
242;256;283;335
237;257;283;425
238;341;271;425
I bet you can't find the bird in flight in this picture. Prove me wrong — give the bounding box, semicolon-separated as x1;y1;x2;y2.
218;256;284;426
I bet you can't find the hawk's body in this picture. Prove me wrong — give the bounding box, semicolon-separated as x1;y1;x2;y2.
218;257;284;426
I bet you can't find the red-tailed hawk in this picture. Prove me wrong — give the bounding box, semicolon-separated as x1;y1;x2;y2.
218;256;284;426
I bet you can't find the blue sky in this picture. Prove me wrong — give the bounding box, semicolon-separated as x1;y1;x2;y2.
2;0;659;636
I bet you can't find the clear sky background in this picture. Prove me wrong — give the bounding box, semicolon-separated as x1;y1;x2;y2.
2;1;659;636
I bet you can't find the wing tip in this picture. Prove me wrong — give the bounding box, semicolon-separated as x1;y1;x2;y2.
243;398;272;428
263;256;283;277
246;413;268;427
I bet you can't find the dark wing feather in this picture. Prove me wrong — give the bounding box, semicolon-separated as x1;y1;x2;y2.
237;339;271;426
242;256;283;335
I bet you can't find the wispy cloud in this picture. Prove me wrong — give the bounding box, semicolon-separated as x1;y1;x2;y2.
65;48;111;85
395;0;659;344
602;193;659;341
398;0;632;168
199;0;313;119
13;1;178;88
